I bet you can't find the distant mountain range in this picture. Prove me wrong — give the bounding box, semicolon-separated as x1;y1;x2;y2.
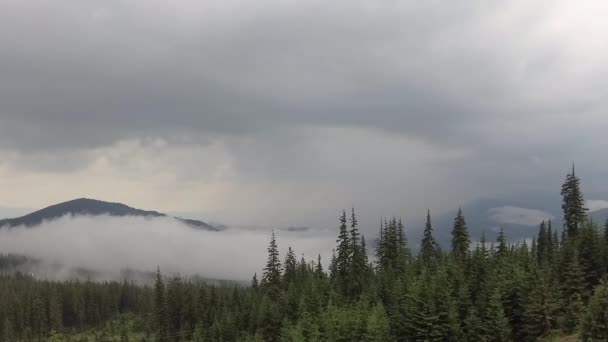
406;191;608;249
0;198;221;231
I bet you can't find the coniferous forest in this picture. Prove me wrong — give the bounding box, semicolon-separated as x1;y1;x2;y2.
2;168;608;341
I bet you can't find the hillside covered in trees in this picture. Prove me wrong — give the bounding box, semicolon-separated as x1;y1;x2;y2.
2;167;608;341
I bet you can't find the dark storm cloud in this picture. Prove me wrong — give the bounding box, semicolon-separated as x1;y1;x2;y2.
2;0;599;153
1;0;608;228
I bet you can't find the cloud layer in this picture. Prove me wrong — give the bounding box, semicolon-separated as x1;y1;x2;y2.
1;0;608;231
488;206;554;226
0;215;337;281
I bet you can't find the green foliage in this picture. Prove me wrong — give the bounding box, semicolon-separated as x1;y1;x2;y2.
524;274;560;341
561;165;587;238
421;209;440;263
451;208;471;260
580;281;608;341
3;166;608;342
262;231;282;299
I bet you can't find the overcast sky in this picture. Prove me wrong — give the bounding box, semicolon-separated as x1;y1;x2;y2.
1;0;607;232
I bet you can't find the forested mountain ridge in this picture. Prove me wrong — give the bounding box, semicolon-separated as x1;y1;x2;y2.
1;167;608;341
0;198;221;231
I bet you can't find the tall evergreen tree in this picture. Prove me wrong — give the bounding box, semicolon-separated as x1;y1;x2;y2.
334;210;351;298
421;209;439;262
537;221;547;265
496;227;508;258
166;276;184;341
349;208;368;299
154;267;168;342
283;247;297;287
262;231;282;297
561;165;587;238
546;220;555;262
451;208;471;260
315;254;325;279
351;250;369;298
395;218;410;273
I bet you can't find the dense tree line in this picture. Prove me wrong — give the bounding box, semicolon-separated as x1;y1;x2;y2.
2;167;608;341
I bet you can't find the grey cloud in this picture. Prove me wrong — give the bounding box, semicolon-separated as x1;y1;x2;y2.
0;0;607;231
1;0;603;153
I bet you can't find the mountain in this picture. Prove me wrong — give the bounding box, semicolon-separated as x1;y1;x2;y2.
0;198;221;231
405;191;608;249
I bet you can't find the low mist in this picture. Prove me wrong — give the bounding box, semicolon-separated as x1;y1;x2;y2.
0;215;337;282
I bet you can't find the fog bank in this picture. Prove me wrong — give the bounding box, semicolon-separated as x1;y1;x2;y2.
0;215;337;282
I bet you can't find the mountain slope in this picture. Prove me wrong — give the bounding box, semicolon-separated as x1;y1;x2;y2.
0;198;220;231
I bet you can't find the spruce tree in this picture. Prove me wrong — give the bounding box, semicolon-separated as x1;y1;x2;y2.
421;209;439;262
251;273;259;289
482;288;511;342
334;210;351;298
537;221;547;265
524;274;559;341
561;165;587;238
580;281;608;341
560;245;585;301
546;220;555;262
451;208;471;260
578;220;604;293
315;254;325;279
349;208;368;300
496;227;508;258
166;276;184;341
283;247;297;287
605;218;608;275
363;304;390;342
397;218;411;264
262;231;282;298
375;219;385;268
154;267;168;342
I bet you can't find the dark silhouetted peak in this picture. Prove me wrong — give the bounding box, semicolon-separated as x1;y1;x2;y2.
0;198;220;231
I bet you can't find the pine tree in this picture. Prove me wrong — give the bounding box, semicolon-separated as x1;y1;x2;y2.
283;247;297;287
578;220;604;293
375;219;385;268
334;210;351;298
482;288;511;342
396;218;411;266
580;281;608;341
166;276;184;341
537;221;547;265
421;209;439;263
262;231;282;298
363;303;390;342
561;165;587;238
349;208;369;300
503;268;528;341
462;307;485;342
562;293;584;334
546;220;555;262
496;227;508;258
154;267;168;342
524;274;560;341
251;273;259;289
560;245;585;301
451;208;471;260
314;255;324;279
